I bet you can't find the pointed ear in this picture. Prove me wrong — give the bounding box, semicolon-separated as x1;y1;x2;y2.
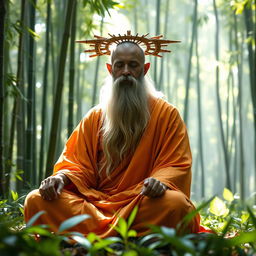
144;63;150;75
106;63;112;74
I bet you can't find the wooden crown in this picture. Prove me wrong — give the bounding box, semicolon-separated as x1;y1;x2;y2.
76;30;180;58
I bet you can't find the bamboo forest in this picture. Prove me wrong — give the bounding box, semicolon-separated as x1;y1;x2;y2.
0;0;256;255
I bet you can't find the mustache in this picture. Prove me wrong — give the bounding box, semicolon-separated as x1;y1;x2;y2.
115;75;137;85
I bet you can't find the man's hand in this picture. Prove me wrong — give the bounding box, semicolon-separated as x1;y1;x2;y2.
39;173;70;201
141;177;167;197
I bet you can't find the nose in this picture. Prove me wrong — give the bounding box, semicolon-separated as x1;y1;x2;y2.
122;64;131;76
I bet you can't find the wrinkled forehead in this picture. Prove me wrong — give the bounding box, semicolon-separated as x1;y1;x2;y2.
111;42;145;64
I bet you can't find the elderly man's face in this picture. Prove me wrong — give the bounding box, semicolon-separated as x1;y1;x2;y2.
110;43;145;81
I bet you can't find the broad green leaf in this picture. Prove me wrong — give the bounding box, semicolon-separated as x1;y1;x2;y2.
26;211;46;227
58;214;91;232
127;229;137;237
72;235;91;249
223;188;234;202
161;226;176;237
209;197;229;217
229;230;256;246
11;190;18;201
241;211;249;223
87;232;99;243
127;206;138;228
116;217;127;238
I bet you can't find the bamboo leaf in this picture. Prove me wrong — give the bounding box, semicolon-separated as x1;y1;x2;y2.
127;206;138;229
116;217;127;238
11;190;18;201
26;27;40;39
58;214;91;232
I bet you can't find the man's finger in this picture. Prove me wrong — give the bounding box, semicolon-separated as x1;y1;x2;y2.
57;182;64;195
150;180;161;197
48;184;58;200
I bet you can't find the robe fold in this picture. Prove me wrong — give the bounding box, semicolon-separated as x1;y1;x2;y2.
24;97;200;237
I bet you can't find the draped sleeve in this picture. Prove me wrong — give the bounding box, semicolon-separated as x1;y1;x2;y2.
150;106;192;198
53;107;102;192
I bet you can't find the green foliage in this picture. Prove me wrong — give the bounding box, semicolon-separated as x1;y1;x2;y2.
58;214;91;232
200;188;256;236
231;0;255;15
83;0;120;16
0;191;25;226
1;190;256;255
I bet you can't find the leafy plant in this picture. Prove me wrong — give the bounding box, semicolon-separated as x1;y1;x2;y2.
1;188;256;255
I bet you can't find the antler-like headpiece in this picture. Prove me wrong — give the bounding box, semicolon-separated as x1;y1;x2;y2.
76;30;180;58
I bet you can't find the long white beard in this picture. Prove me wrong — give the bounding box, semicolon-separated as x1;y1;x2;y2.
99;74;150;176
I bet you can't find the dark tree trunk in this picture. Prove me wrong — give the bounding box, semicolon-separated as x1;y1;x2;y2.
0;0;6;196
45;0;76;177
7;0;26;192
76;45;82;123
244;4;256;197
68;0;77;137
39;0;51;182
25;0;37;185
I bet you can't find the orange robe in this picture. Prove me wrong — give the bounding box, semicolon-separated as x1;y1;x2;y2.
24;97;200;237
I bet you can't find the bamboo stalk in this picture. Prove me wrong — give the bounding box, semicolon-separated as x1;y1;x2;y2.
213;0;231;189
0;0;6;196
39;0;51;182
45;0;76;177
68;0;77;137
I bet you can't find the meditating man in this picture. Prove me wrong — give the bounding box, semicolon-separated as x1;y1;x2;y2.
24;31;200;237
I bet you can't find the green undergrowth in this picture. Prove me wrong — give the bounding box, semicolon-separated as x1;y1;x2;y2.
0;188;256;256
